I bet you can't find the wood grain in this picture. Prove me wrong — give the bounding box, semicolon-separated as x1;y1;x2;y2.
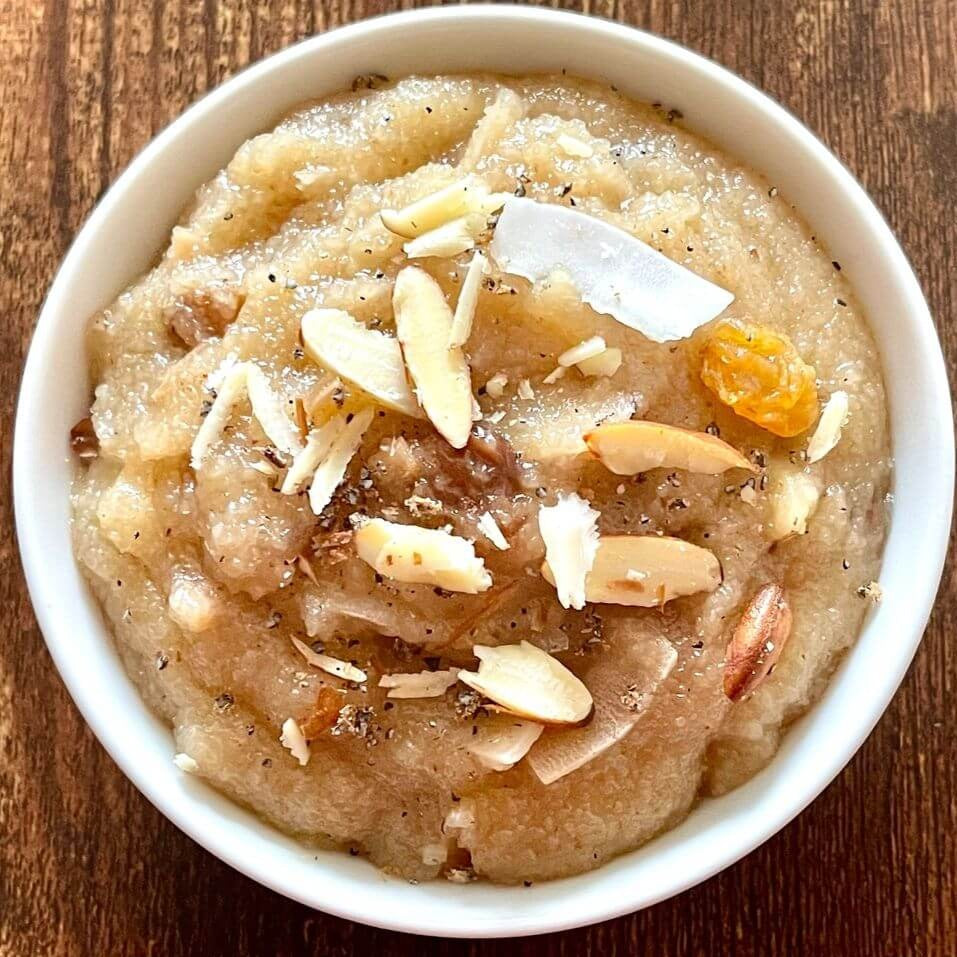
1;1;955;953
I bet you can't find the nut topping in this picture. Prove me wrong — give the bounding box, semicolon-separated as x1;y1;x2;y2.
723;583;792;701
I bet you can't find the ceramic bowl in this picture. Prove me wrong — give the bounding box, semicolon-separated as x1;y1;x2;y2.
14;5;953;937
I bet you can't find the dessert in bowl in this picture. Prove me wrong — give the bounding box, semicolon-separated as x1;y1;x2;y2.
16;8;951;936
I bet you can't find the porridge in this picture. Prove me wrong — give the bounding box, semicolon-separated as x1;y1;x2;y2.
70;74;890;884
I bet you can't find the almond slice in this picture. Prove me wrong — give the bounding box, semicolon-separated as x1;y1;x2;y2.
280;717;310;766
403;214;486;259
393;266;474;449
585;420;755;475
556;133;594;158
517;378;535;400
476;511;509;550
292;636;367;683
558;336;607;367
308;408;373;515
245;365;305;457
765;466;820;541
542;366;566;385
806;390;849;463
527;632;676;784
300;308;420;417
448;251;487;348
543;535;721;607
354;517;492;593
723;583;792;701
380;179;506;239
538;493;600;611
280;415;345;494
576;347;622;378
378;668;460;699
190;362;249;469
467;716;545;771
457;641;592;725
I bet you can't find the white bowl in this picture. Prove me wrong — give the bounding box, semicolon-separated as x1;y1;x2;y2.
15;5;953;938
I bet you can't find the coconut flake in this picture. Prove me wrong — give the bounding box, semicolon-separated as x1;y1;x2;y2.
173;752;199;773
449;251;488;348
489;197;734;342
378;668;460;699
538;493;600;610
280;415;345;494
468;716;545;771
309;408;374;515
477;511;509;550
527;633;677;785
190;362;249;470
280;717;310;766
558;336;607;367
245;365;305;458
517;378;535;400
292;636;367;683
806;391;849;463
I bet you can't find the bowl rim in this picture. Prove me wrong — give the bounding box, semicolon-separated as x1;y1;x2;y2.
14;4;954;937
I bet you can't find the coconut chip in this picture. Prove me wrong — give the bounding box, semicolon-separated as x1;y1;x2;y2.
280;717;310;766
538;493;600;610
489;197;734;342
292;636;367;683
378;668;460;699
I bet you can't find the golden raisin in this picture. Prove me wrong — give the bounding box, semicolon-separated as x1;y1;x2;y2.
700;320;819;437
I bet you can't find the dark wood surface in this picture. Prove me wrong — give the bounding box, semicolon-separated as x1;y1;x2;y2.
2;1;955;953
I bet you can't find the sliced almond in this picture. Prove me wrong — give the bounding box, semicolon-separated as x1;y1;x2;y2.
403;214;487;259
542;366;566;385
457;641;592;725
484;372;508;398
517;378;535;400
354;517;492;593
300;308;420;417
538;493;600;611
467;716;545;771
448;251;487;348
378;668;460;699
765;466;820;541
576;347;622;378
543;535;721;607
556;132;595;158
280;717;310;766
173;752;199;774
380;179;506;239
190;361;249;470
393;266;474;449
806;390;849;463
245;365;305;457
558;336;606;367
527;633;676;784
292;636;367;683
308;408;374;515
585;420;755;475
280;415;345;494
723;583;792;701
476;511;509;550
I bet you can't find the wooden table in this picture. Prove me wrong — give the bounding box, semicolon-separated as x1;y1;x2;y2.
2;1;954;953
